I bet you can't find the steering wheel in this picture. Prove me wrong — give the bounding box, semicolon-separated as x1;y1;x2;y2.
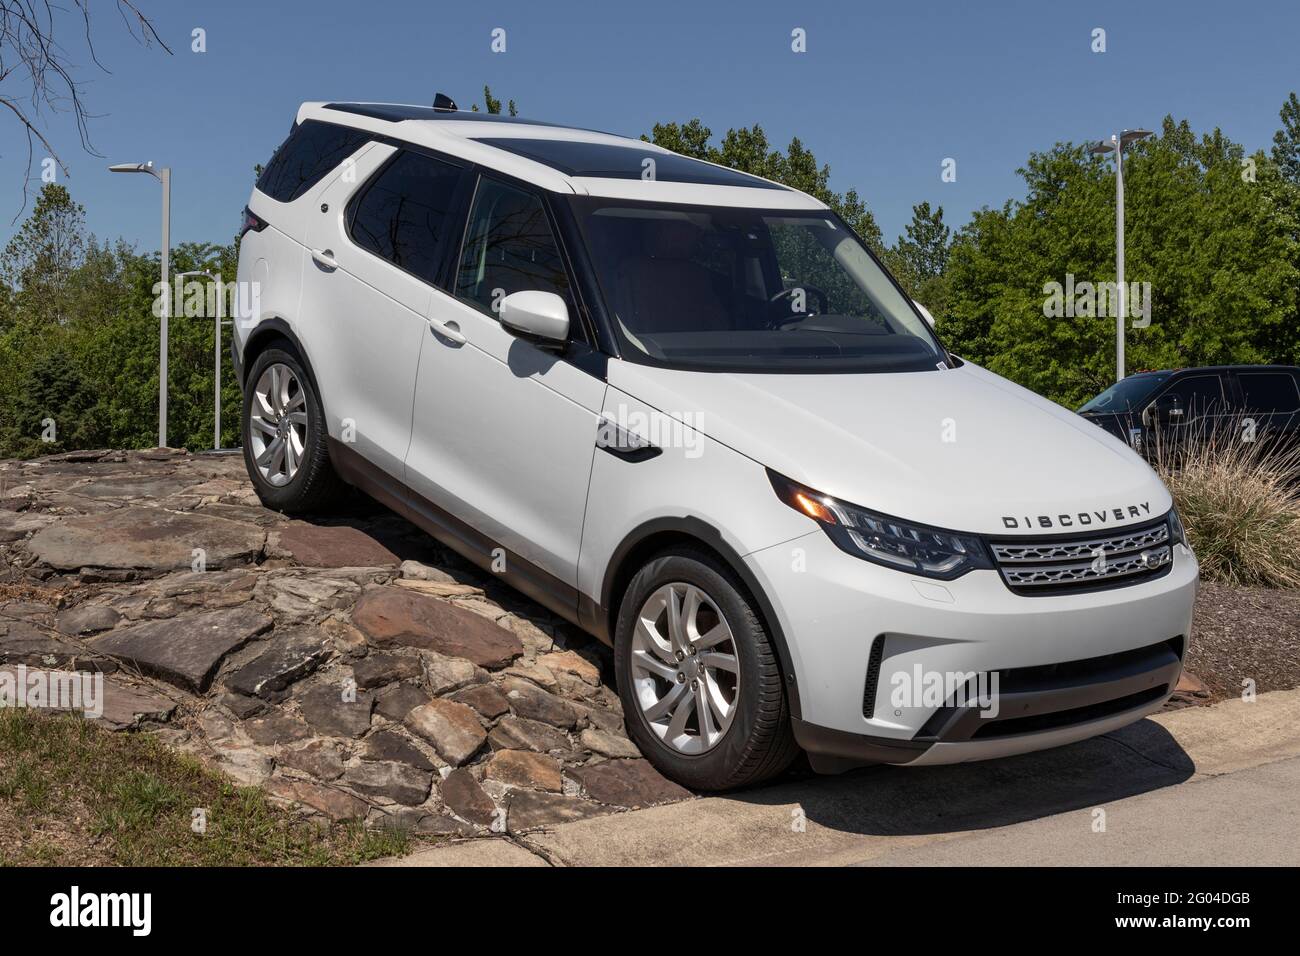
769;285;830;325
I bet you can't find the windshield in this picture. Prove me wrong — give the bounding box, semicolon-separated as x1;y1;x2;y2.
1077;373;1170;414
568;198;947;373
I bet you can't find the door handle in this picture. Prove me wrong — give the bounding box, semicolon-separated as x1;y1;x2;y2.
310;248;338;270
428;316;466;345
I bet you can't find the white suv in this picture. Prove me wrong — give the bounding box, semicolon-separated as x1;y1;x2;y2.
234;99;1198;789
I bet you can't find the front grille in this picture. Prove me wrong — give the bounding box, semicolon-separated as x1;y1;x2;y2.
990;516;1172;595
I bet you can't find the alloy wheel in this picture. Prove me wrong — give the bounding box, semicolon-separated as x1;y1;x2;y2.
630;582;740;754
249;363;308;487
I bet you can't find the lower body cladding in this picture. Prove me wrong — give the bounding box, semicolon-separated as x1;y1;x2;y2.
745;529;1199;772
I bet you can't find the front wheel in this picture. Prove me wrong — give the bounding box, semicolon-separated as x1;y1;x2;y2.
241;345;347;513
613;549;799;790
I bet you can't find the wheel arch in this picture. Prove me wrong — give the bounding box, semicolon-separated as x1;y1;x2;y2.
596;516;802;720
240;318;322;396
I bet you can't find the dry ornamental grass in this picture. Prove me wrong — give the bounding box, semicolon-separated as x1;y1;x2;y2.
1151;417;1300;589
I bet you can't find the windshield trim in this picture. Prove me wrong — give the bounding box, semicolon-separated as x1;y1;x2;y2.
563;195;954;375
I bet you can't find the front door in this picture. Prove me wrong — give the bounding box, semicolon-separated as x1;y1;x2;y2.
405;175;605;609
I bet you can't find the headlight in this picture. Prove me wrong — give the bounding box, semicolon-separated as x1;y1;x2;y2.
1168;506;1189;550
768;471;993;579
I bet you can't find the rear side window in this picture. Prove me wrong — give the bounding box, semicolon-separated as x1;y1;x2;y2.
455;178;574;318
256;121;369;203
1161;374;1226;419
1238;371;1300;413
347;151;464;286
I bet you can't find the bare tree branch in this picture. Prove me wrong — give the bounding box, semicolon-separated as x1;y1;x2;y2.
1;0;172;222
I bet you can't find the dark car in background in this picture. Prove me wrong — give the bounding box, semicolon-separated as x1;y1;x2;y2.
1078;365;1300;456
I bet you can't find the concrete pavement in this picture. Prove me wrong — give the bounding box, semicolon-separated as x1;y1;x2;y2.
380;688;1300;867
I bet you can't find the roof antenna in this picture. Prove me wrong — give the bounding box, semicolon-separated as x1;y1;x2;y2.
432;92;458;113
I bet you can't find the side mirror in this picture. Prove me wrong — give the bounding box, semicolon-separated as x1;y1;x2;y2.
499;291;569;346
1148;393;1186;426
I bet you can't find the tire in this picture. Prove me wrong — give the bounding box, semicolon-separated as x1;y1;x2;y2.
241;344;347;513
613;548;800;790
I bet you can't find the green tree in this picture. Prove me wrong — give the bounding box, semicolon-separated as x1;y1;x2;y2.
1271;91;1300;184
1;184;87;326
473;85;517;116
892;202;951;288
942;117;1300;407
643;119;885;252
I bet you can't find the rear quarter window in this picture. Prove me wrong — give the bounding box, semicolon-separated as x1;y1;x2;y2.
256;120;370;203
1238;371;1300;414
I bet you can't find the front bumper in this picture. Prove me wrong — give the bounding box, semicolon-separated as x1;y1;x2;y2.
745;528;1198;769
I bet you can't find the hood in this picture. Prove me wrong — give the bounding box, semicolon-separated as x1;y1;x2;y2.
607;360;1171;536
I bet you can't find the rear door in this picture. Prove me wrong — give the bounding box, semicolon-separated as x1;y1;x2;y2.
298;145;469;481
1233;368;1300;448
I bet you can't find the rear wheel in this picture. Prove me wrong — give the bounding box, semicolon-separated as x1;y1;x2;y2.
241;345;347;513
614;549;799;790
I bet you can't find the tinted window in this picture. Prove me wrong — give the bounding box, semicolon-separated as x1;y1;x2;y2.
348;151;464;285
1162;375;1226;419
473;138;787;190
1078;372;1170;414
569;199;944;373
256;121;369;203
1238;371;1300;413
456;178;574;317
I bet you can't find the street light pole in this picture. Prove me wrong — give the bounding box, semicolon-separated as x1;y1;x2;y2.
159;167;171;448
1090;130;1151;384
175;270;223;451
108;162;171;447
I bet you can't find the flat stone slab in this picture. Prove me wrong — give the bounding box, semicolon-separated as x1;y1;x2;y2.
405;698;487;766
441;767;498;827
264;776;369;821
488;715;570;754
506;790;608;834
275;522;401;568
0;667;175;731
352;587;522;668
56;604;122;636
485;749;562;792
344;760;432;806
361;730;435;770
569;759;692;808
1;621;113;672
26;507;266;571
224;627;330;699
296;682;374;738
72;475;197;499
91;606;273;693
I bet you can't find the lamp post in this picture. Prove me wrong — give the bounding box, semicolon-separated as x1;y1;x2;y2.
1089;130;1152;383
175;270;225;451
109;162;171;447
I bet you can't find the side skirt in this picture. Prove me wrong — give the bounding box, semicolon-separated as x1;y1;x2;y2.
327;438;588;634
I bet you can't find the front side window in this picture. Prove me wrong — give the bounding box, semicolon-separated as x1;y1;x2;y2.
567;198;946;373
455;178;574;319
348;151;464;285
257;120;369;204
1161;375;1226;420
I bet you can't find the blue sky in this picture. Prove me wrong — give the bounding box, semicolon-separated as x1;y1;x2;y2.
2;0;1297;252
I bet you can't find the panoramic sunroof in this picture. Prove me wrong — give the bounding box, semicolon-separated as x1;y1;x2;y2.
472;137;788;190
324;103;567;127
